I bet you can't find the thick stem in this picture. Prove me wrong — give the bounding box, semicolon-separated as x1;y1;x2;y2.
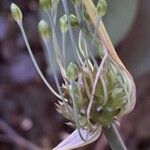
103;124;127;150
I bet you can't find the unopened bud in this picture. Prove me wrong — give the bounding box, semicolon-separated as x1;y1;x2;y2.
59;14;79;33
10;3;22;22
96;0;107;17
59;15;68;33
67;62;78;80
70;14;79;27
39;0;52;11
38;20;51;39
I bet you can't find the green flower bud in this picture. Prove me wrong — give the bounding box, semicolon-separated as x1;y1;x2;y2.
96;0;107;17
10;3;22;22
66;62;78;80
59;15;68;33
59;14;79;33
70;14;79;27
38;20;51;39
39;0;52;11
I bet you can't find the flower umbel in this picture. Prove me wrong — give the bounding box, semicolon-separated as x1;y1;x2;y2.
11;0;136;150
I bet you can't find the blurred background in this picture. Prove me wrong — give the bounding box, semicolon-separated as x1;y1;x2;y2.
0;0;150;150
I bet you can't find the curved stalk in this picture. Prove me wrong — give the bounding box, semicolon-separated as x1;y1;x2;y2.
43;38;67;104
18;22;62;100
62;0;82;68
70;80;86;141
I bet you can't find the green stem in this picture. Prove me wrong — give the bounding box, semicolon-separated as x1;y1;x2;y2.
17;22;62;100
103;123;127;150
70;80;86;142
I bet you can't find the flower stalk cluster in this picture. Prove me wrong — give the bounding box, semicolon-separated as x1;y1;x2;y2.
10;0;136;150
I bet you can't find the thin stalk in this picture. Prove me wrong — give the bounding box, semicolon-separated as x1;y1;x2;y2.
74;5;95;85
51;0;59;24
74;3;98;69
78;31;94;85
62;32;67;68
87;49;108;125
90;15;102;63
70;80;86;141
87;15;102;69
44;38;67;104
103;123;127;150
18;22;62;100
62;0;81;68
91;15;101;46
46;11;63;64
74;4;82;27
82;72;91;100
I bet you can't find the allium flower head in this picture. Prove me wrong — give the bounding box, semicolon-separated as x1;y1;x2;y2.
11;0;136;149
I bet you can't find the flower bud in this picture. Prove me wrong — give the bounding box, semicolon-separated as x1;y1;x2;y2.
70;14;79;27
38;20;51;39
96;0;107;17
39;0;52;11
59;15;68;33
59;14;79;33
10;3;22;22
66;62;78;80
